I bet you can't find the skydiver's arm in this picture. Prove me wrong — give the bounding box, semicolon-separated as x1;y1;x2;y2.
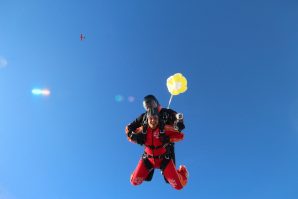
126;129;145;145
164;108;185;131
126;113;145;132
125;113;146;144
164;125;184;142
161;108;176;125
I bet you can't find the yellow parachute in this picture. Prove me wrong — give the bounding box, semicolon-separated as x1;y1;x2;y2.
166;73;188;108
167;73;188;95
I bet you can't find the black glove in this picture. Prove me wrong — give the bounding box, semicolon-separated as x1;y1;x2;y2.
135;136;145;145
160;134;170;144
176;121;185;131
128;131;145;145
127;130;133;138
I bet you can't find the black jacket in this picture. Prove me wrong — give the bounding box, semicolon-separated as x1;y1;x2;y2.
127;108;185;133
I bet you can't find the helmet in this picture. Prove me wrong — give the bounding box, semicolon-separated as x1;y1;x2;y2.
143;95;160;111
146;107;159;117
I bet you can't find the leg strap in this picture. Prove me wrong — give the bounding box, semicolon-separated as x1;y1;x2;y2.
142;154;154;181
160;156;172;183
160;158;171;171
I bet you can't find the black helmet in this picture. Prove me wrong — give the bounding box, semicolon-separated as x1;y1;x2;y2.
143;94;160;110
146;107;159;117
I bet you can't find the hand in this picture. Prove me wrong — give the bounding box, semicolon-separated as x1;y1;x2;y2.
128;131;145;145
160;135;170;144
136;136;145;145
176;122;185;131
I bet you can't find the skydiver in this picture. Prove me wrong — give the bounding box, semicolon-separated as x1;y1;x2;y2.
125;95;185;182
126;108;188;190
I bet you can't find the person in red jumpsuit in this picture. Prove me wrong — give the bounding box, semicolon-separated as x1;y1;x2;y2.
126;108;188;190
125;95;185;183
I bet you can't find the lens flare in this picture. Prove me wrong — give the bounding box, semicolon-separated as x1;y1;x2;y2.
128;96;135;102
0;56;8;68
32;88;51;96
115;95;124;102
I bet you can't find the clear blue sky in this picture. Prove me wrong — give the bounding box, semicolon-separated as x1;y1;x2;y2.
1;0;298;199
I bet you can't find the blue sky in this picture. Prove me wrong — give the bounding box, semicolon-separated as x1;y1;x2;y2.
1;0;298;199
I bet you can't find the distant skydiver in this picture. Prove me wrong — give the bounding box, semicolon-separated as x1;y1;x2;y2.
80;33;85;41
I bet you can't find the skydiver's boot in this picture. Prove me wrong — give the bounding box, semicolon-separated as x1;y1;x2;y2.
177;165;188;187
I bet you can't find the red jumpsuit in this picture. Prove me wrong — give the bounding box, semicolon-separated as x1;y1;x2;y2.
127;125;188;190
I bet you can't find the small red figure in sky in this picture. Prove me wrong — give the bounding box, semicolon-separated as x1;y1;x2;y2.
80;34;85;41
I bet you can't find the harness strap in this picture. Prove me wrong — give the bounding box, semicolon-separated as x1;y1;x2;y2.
145;169;154;181
145;144;165;149
141;153;153;181
160;158;171;171
142;114;148;134
160;158;171;184
143;152;172;159
142;154;153;170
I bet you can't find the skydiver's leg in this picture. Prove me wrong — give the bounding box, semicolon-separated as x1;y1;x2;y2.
130;159;152;186
163;144;175;183
163;160;188;190
171;143;176;165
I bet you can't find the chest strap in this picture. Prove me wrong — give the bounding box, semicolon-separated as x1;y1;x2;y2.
145;144;165;149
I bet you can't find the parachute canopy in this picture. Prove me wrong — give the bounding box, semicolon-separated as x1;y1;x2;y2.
166;73;188;96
